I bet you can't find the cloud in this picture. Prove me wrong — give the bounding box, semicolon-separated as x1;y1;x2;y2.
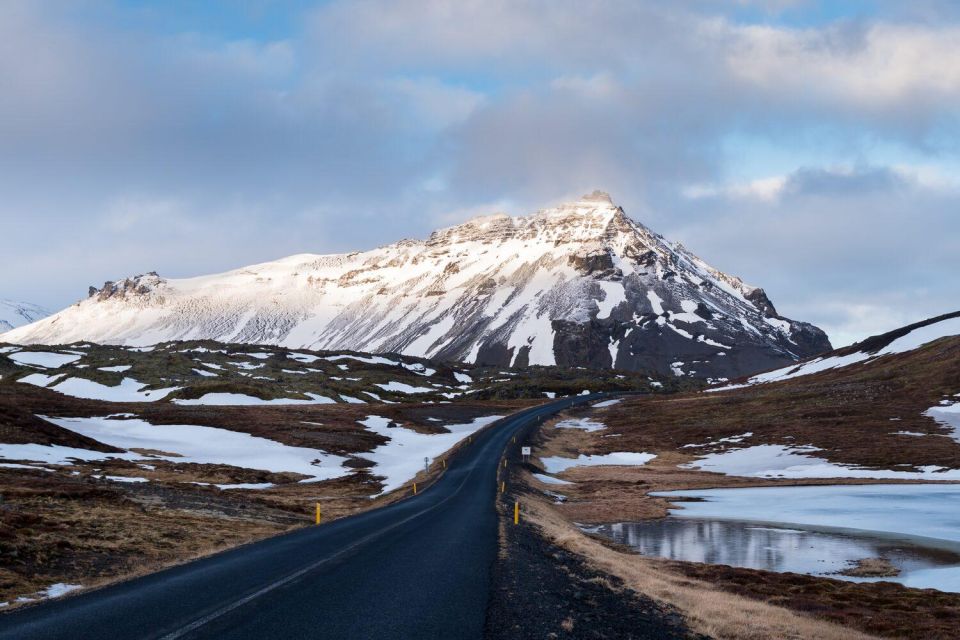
668;164;960;343
0;0;957;347
723;22;960;110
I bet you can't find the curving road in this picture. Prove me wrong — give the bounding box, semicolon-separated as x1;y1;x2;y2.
0;393;610;640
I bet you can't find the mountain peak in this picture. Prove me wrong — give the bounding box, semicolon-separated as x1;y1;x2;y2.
577;190;614;205
2;193;831;379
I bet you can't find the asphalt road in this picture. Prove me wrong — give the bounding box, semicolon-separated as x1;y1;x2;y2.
0;393;611;640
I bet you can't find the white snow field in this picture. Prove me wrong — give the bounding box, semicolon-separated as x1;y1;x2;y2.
44;377;180;402
540;451;657;475
591;399;621;408
172;392;336;405
374;381;435;394
359;415;502;493
709;315;960;392
683;444;960;480
41;416;350;483
653;483;960;591
553;417;607;432
927;400;960;442
531;472;574;485
8;351;82;368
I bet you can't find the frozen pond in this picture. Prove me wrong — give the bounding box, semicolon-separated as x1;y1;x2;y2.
591;484;960;592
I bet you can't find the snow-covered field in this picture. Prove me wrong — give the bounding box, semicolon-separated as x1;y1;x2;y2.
591;399;621;408
927;399;960;442
1;412;505;494
359;414;501;493
37;377;180;402
531;472;574;485
9;351;81;368
42;416;349;482
172;392;336;405
683;443;960;480
540;451;656;475
553;417;607;432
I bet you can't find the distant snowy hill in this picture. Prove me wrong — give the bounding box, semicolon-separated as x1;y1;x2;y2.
709;310;960;391
1;192;830;379
0;300;50;333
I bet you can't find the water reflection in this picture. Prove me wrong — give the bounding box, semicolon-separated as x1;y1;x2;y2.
592;519;960;585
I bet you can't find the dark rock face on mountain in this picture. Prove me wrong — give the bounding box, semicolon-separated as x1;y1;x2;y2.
2;191;830;380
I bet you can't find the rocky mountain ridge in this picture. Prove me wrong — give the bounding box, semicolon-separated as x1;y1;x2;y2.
1;192;830;379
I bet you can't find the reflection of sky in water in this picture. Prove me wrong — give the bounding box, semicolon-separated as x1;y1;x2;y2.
597;519;958;584
653;484;960;543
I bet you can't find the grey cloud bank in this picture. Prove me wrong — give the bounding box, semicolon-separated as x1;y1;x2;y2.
0;0;958;346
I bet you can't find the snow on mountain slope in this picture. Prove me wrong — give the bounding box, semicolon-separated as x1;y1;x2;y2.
709;310;960;391
1;192;830;379
0;300;50;333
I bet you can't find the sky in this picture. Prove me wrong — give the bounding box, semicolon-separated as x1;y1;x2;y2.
1;0;958;347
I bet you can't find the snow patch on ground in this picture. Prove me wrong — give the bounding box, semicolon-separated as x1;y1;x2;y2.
22;377;181;402
8;351;82;368
375;381;435;394
531;472;574;485
40;416;349;482
554;417;606;432
541;451;657;474
684;444;960;479
326;354;399;366
592;399;621;408
41;583;83;599
173;392;335;405
926;401;960;443
359;414;501;493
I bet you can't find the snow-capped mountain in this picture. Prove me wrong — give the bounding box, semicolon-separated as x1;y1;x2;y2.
1;192;830;379
0;300;50;333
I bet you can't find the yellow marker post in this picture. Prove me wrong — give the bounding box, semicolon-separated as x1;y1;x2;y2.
413;482;417;495
315;503;321;525
501;481;505;494
442;459;446;469
513;501;519;525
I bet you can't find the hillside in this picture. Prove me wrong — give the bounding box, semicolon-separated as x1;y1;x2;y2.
0;301;49;333
1;192;830;380
514;311;960;639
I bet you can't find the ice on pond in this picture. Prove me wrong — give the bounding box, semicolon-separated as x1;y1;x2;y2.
589;518;960;591
634;483;960;592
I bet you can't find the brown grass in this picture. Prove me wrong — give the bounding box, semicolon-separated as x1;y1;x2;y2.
523;494;878;640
